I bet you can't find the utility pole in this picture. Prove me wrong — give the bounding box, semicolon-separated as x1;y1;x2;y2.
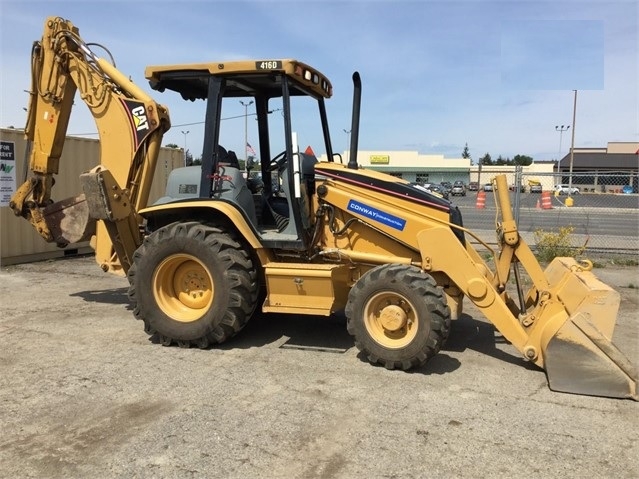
240;100;254;171
555;125;570;161
568;90;577;195
343;129;351;163
181;130;189;166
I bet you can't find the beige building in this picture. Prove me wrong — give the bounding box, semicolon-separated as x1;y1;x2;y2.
320;150;555;188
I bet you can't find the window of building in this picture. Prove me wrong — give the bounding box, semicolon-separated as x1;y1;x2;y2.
415;173;429;184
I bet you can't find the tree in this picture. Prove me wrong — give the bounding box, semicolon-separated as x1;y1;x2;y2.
461;143;472;164
512;154;533;166
475;152;533;167
165;143;179;149
185;149;194;166
479;153;492;165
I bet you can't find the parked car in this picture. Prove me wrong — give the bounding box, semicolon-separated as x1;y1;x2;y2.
483;183;493;192
509;183;526;193
451;181;466;196
554;184;580;195
468;181;479;191
622;185;635;194
411;182;450;199
529;182;543;193
440;181;453;194
424;183;450;199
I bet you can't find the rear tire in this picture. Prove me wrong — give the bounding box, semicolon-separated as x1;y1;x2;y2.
127;221;258;347
345;264;450;370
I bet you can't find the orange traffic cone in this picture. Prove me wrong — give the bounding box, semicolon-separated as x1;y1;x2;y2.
541;191;553;209
536;199;541;209
475;191;486;209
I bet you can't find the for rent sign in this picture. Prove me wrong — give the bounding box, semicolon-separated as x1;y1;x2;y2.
0;141;17;207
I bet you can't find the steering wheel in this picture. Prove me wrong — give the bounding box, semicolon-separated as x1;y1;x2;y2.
267;150;288;172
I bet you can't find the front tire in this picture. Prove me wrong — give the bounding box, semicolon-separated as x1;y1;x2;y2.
345;264;451;370
127;221;258;348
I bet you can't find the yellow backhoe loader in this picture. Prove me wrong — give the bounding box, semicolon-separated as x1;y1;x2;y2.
11;17;637;400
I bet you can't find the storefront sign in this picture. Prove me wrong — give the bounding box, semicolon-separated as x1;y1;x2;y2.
370;154;390;164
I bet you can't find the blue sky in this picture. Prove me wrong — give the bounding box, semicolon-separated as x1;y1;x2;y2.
0;0;636;162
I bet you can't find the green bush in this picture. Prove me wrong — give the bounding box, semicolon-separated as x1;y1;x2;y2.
533;226;585;263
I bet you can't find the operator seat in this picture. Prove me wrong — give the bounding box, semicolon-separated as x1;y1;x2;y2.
217;145;240;169
211;145;257;224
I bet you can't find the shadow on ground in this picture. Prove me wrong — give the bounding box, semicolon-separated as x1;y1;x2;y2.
442;313;536;370
70;287;132;309
65;288;536;374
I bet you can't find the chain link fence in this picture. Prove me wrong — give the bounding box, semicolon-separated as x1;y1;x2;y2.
457;168;639;258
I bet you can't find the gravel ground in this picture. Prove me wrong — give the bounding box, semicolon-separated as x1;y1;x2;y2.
1;255;637;479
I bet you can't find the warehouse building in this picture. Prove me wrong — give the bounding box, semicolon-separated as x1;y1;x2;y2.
557;142;639;193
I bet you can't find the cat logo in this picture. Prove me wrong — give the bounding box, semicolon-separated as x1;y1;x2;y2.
131;105;149;132
121;99;153;149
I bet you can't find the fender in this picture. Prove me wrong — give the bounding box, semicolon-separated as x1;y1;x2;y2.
139;200;264;250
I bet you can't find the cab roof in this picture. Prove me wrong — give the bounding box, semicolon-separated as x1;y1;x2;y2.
144;59;332;101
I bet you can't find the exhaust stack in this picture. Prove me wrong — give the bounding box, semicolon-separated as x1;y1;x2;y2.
347;72;361;170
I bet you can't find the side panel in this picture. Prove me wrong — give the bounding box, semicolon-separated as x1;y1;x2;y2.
262;263;351;315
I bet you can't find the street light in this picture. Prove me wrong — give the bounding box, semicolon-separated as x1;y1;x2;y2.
343;128;351;162
568;90;578;195
240;100;254;170
555;124;570;161
181;130;189;166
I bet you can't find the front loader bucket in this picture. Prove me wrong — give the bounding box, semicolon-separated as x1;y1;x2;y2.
538;258;637;400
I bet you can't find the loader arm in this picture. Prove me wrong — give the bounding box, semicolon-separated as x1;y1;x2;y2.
314;161;636;399
9;16;170;274
435;175;637;399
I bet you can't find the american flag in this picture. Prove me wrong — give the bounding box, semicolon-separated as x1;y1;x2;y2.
246;142;256;156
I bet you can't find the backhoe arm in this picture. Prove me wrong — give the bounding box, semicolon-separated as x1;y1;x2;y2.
9;16;170;274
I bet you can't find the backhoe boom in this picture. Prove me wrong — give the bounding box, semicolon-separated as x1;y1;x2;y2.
9;16;170;274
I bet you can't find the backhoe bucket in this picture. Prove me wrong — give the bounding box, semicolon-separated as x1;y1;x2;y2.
43;194;96;246
538;258;637;400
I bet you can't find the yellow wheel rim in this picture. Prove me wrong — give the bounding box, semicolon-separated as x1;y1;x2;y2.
363;291;418;349
153;254;213;323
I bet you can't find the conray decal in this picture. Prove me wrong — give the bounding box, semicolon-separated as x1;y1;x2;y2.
347;199;406;231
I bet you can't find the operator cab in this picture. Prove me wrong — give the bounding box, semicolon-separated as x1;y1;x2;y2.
146;60;334;250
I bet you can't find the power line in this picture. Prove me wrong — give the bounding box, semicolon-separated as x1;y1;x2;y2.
67;110;281;137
